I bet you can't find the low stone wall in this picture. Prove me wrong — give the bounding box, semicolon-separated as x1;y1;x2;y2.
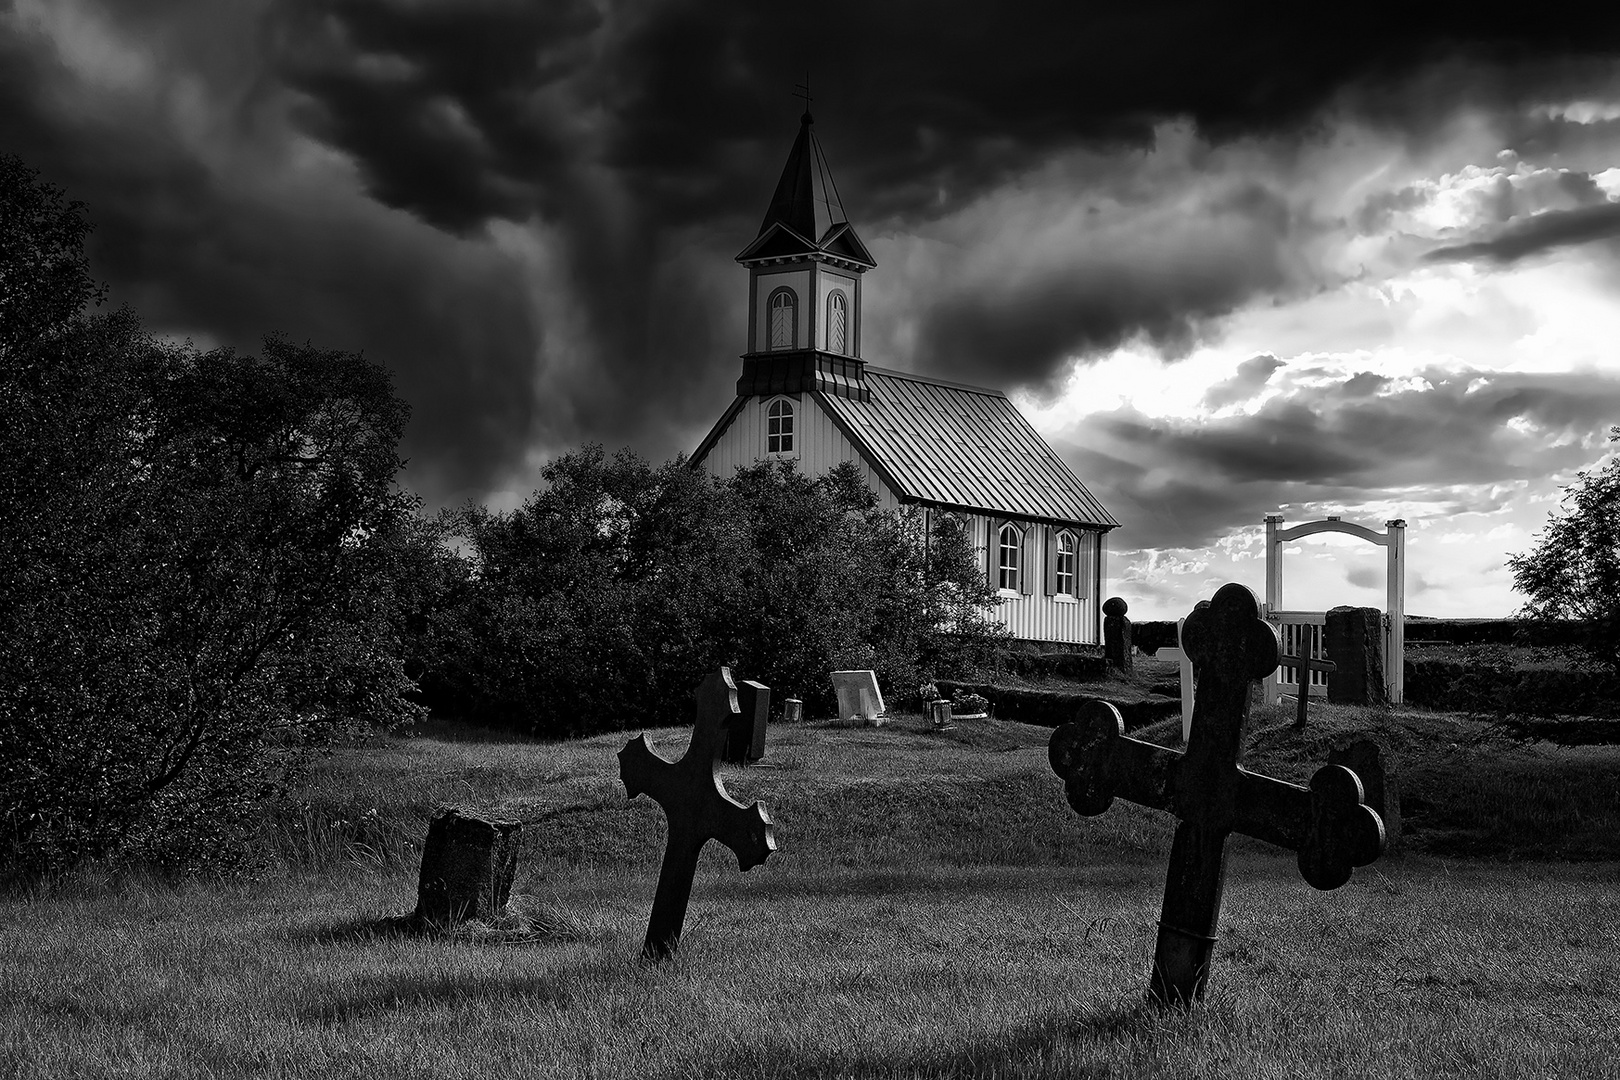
935;680;1182;730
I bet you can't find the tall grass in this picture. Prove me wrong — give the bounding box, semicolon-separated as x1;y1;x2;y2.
5;708;1618;1078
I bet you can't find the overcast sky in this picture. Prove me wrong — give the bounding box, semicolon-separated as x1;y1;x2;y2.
7;1;1620;619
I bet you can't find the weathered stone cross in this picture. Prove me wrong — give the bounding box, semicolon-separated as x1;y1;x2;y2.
618;667;777;960
1282;624;1336;729
1049;583;1385;1005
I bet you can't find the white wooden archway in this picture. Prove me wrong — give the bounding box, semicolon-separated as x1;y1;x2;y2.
1263;515;1407;705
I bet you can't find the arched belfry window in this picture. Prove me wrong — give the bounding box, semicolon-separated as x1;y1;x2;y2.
768;287;797;351
766;398;795;455
827;290;848;354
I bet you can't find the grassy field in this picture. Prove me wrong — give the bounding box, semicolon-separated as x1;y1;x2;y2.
4;695;1619;1078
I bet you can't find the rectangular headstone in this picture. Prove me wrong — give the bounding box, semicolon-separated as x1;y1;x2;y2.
725;679;770;763
1325;606;1388;706
414;808;521;925
1327;739;1400;851
831;670;884;724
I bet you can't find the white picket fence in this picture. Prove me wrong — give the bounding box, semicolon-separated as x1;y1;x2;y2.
1267;610;1330;703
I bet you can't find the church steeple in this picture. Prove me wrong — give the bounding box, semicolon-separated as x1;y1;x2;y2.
735;111;875;402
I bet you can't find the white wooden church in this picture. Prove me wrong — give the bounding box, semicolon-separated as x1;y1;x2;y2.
692;112;1119;645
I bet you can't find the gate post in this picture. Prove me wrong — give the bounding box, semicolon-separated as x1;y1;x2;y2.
1263;514;1284;704
1385;519;1406;704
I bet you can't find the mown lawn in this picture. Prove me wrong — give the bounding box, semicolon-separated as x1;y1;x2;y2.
4;703;1618;1078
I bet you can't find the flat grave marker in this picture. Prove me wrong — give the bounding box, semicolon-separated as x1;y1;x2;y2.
1049;583;1385;1005
618;668;778;960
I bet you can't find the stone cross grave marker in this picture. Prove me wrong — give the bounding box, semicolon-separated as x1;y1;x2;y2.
1281;624;1337;729
1049;583;1385;1005
831;669;885;725
618;667;778;960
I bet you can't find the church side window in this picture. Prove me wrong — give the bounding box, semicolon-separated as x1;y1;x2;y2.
998;523;1021;591
1056;531;1077;597
768;287;797;350
827;290;848;354
766;398;795;455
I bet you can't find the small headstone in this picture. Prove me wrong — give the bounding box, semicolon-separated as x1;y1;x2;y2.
618;668;777;959
724;679;770;764
782;698;803;724
414;808;522;925
1327;739;1401;852
1103;597;1134;675
930;699;954;729
831;670;885;725
1325;606;1388;706
1049;583;1385;1006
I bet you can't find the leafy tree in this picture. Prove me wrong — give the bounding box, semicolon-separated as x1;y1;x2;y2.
422;452;1005;732
0;159;421;877
0;155;105;358
1508;427;1620;672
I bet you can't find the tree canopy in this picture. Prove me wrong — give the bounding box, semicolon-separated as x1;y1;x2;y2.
1508;427;1620;671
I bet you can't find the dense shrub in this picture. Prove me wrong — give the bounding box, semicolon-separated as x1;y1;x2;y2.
0;157;421;878
416;453;1006;734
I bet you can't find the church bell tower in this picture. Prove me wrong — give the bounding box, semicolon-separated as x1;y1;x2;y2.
734;111;877;402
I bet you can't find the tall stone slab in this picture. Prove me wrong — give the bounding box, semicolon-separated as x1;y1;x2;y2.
1324;606;1388;707
1327;739;1401;852
1103;597;1134;675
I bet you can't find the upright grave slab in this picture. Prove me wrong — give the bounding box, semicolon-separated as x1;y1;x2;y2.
1327;738;1400;852
413;808;522;925
618;668;778;959
724;679;771;764
1049;583;1386;1005
1325;605;1388;707
831;669;885;725
1103;597;1134;675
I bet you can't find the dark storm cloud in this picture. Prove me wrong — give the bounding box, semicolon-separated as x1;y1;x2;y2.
1203;354;1285;408
271;0;604;233
8;0;1620;508
269;0;1620;405
1423;200;1620;265
1063;368;1620;551
0;8;538;501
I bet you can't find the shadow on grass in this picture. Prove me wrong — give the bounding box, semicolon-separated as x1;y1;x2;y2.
304;894;597;947
302;964;584;1024
665;1000;1200;1080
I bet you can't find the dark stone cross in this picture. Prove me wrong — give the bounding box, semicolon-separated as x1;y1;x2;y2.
618;667;778;960
1049;583;1385;1005
1282;624;1337;729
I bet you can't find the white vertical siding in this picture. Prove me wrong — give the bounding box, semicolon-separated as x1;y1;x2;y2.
961;514;1102;645
701;399;1104;645
699;395;900;509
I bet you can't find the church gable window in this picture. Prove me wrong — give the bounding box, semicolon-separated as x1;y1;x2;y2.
768;287;797;350
766;398;795;455
827;290;848;353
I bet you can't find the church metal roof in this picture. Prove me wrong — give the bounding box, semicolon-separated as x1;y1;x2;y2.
815;366;1118;529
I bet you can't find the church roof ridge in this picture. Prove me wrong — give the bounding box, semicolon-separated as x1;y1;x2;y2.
861;364;1010;400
